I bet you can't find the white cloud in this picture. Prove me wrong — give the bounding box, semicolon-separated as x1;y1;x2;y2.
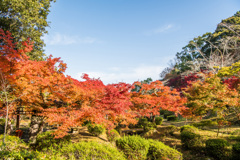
43;33;98;45
75;65;165;84
145;24;173;36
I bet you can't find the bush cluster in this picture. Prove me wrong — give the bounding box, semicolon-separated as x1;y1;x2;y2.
205;139;230;160
87;124;105;136
116;135;182;160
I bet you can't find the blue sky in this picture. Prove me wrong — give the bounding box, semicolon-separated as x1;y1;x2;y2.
43;0;240;84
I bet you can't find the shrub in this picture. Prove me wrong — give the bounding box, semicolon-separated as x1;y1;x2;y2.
137;117;148;128
155;117;163;125
107;129;120;142
167;115;178;121
147;139;182;160
136;117;156;132
57;141;126;160
116;135;149;160
34;131;71;151
181;130;203;149
87;124;105;136
143;122;156;132
205;139;230;160
180;125;197;133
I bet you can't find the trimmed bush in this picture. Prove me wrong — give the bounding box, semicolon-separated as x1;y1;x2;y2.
116;135;149;160
143;122;156;132
205;139;230;160
116;135;182;160
107;129;120;142
136;117;156;132
167;115;178;121
34;131;71;151
180;125;197;133
87;124;105;136
147;139;182;160
137;117;148;128
57;141;126;160
155;117;163;125
181;130;203;149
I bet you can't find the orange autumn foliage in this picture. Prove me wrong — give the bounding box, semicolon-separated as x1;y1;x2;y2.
0;29;187;138
131;80;187;117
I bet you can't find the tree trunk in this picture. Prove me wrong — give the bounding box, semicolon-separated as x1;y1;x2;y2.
6;120;12;135
16;109;20;130
29;115;44;145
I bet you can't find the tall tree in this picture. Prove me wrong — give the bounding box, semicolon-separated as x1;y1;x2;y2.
163;11;240;80
0;0;55;60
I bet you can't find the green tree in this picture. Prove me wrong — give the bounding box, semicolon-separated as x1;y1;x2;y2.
0;0;55;60
167;11;240;77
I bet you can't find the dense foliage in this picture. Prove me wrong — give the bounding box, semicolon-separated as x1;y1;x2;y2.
205;139;230;159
